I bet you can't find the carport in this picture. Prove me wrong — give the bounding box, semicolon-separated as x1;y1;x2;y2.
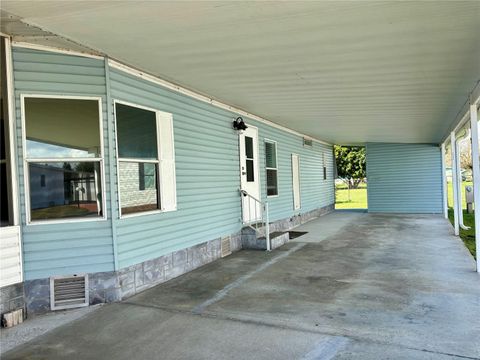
1;2;480;358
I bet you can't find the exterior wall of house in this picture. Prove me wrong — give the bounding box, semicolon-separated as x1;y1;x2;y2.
12;47;115;280
366;143;443;213
109;68;243;269
109;68;335;269
256;125;334;221
7;45;335;314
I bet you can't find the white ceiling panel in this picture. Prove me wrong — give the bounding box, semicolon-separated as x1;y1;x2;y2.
2;1;479;144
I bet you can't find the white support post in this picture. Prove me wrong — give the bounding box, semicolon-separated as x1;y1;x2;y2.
265;202;271;252
469;104;480;272
451;132;460;236
441;143;448;219
456;140;470;230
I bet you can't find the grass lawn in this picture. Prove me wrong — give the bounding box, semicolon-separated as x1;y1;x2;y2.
335;180;476;259
448;209;476;259
335;183;367;209
446;181;472;209
446;180;476;259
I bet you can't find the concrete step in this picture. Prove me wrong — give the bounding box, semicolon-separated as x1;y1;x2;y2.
242;231;290;250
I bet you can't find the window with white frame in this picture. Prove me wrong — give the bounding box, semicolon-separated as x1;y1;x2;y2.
23;96;104;222
115;102;176;216
265;140;278;196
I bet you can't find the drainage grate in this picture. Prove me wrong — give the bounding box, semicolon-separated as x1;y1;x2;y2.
221;236;232;257
50;274;89;310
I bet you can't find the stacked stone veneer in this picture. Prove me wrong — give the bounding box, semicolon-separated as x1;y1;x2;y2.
268;204;334;233
242;230;290;250
24;232;242;315
0;283;25;320
22;204;333;316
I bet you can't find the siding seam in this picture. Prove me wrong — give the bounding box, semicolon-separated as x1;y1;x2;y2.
105;57;119;271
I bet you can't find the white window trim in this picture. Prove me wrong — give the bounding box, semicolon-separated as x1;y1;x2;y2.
292;153;301;211
4;37;20;227
113;99;174;219
264;138;279;198
1;37;23;286
20;94;107;225
322;152;327;180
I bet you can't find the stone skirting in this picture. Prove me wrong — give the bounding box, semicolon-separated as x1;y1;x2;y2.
0;282;25;322
23;232;242;316
22;204;333;316
242;231;290;250
268;204;335;233
242;204;334;250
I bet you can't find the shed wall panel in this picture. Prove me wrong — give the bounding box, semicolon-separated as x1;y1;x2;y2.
366;143;443;213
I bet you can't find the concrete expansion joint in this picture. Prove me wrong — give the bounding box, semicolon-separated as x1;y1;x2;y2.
191;242;306;315
118;299;476;360
403;348;480;360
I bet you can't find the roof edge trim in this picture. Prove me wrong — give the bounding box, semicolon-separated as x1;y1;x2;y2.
12;41;106;60
10;40;332;146
108;59;332;146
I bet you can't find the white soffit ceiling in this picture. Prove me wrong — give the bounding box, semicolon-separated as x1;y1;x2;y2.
1;1;479;144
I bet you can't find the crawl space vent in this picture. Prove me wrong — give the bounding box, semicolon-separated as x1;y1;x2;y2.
50;274;89;310
221;236;232;257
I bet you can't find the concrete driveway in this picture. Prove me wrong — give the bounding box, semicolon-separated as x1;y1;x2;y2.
4;212;480;359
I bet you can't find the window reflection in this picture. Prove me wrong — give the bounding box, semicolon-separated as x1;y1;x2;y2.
29;162;102;220
115;102;161;216
119;161;159;215
25;98;101;159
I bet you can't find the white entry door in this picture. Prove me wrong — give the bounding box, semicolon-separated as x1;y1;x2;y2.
239;126;261;222
292;154;301;210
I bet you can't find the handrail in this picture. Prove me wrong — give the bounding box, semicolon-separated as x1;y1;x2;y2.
240;189;271;251
240;189;262;204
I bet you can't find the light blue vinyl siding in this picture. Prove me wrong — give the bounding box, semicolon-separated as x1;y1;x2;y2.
110;69;334;269
256;125;334;221
11;46;334;279
110;68;242;268
12;47;115;280
366;143;443;213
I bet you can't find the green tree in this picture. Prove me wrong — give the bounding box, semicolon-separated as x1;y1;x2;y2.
334;145;366;189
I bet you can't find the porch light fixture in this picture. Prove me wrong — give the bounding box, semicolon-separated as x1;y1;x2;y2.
233;117;248;132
